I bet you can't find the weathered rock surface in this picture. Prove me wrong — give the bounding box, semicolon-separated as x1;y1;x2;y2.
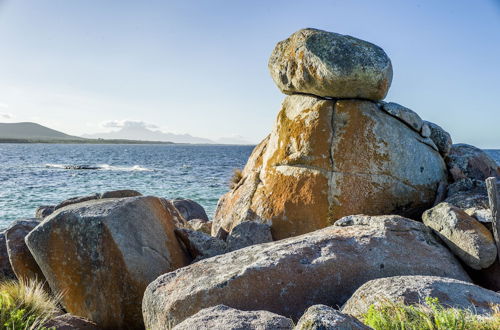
342;275;500;317
466;259;500;291
214;95;447;239
380;102;423;132
188;219;212;235
55;193;100;210
423;202;497;269
5;219;45;283
296;305;370;330
0;232;15;279
143;215;469;327
44;314;101;330
99;189;141;199
226;221;273;252
425;121;452;156
269;28;392;100
171;198;209;221
174;228;226;261
26;196;190;329
172;305;294;330
35;205;55;219
421;122;431;138
447;144;500;181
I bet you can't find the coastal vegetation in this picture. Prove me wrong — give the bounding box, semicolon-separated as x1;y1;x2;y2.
0;280;59;330
362;298;500;330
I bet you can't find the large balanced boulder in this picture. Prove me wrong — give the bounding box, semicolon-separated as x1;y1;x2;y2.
26;196;190;329
447;144;500;181
5;219;46;283
214;96;447;239
269;28;392;100
173;305;294;330
296;305;369;330
423;202;497;270
342;275;500;317
143;215;469;328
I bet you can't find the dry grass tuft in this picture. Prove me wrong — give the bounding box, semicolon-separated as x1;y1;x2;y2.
229;169;243;189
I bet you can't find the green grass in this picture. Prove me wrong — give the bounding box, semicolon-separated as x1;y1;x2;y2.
362;297;500;330
0;280;60;330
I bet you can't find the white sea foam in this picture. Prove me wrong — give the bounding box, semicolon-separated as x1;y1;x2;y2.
45;163;151;171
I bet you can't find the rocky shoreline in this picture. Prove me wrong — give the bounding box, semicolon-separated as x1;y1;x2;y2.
1;28;500;329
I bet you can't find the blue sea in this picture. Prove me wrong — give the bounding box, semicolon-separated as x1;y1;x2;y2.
0;144;499;229
0;144;254;228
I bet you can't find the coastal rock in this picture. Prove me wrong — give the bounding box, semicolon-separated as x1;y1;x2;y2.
380;102;423;132
295;305;369;330
424;121;452;156
55;193;100;210
174;228;226;261
5;219;45;283
226;221;273;252
422;202;497;270
466;259;500;291
447;144;500;181
35;205;55;219
342;275;500;317
172;305;294;330
0;232;15;279
26;196;190;329
142;215;469;327
44;314;101;330
99;189;141;199
171;198;209;221
188;219;212;235
214;95;447;239
268;28;392;100
421;122;431;138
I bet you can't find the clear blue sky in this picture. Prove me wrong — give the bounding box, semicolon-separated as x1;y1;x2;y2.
0;0;499;147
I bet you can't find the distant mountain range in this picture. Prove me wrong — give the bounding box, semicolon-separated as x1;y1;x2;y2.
0;122;254;145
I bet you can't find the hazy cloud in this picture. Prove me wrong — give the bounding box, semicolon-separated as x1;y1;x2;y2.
101;120;158;130
0;112;13;119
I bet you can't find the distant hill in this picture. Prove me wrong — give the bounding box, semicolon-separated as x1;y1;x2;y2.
0;122;84;141
0;122;172;144
83;125;215;144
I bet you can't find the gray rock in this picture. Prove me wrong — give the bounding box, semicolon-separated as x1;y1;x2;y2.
55;193;100;210
26;196;190;329
268;28;392;100
380;102;423;132
447;144;500;181
188;219;212;235
342;275;500;318
35;205;55;219
421;122;431;138
171;198;209;221
44;313;101;330
422;202;497;270
142;215;469;328
424;121;452;156
0;232;15;280
99;189;141;199
296;305;370;330
173;305;294;330
466;259;500;292
174;228;226;261
226;221;273;252
5;219;45;283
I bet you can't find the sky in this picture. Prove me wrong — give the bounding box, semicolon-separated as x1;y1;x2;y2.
0;0;499;147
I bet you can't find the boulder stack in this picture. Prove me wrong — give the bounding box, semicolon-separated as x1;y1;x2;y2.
214;28;448;239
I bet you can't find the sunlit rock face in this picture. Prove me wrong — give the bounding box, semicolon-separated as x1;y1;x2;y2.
213;95;447;239
268;28;393;100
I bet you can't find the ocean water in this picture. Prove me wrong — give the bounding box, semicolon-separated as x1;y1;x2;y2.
0;144;254;228
0;144;499;229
